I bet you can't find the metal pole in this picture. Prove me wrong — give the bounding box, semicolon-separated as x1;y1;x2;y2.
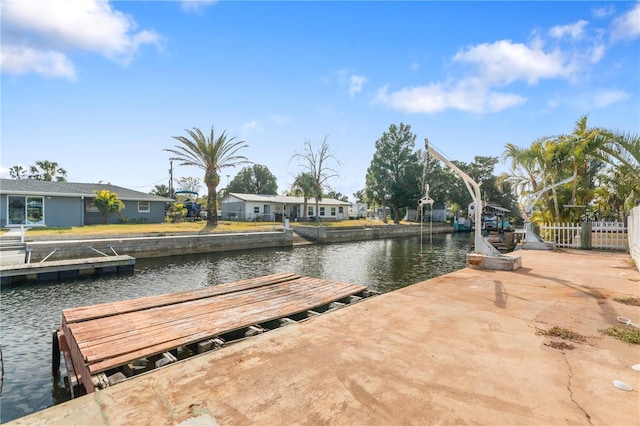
169;160;174;199
424;139;499;256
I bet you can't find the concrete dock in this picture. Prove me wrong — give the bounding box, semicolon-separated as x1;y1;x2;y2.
9;249;640;425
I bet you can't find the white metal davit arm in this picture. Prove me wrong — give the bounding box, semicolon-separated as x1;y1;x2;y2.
424;139;500;256
522;172;577;243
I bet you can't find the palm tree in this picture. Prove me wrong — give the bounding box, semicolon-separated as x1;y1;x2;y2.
597;130;640;169
291;172;315;220
8;165;27;180
563;115;608;206
164;127;250;226
150;184;170;197
501;141;544;198
29;160;68;181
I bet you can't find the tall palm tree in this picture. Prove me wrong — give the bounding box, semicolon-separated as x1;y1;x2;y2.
164;127;249;226
563;115;608;206
291;172;315;220
29;160;68;181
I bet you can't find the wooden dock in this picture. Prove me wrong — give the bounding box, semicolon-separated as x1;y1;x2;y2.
0;255;135;287
56;272;376;398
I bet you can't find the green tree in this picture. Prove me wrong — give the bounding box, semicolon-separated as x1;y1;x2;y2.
325;190;349;202
176;176;202;194
8;165;27;180
229;164;278;195
291;172;315;220
150;184;170;197
353;189;368;203
29;160;68;181
422;155;463;214
292;137;340;222
563;115;608;206
164;127;250;226
594;164;638;221
366;123;422;223
93;190;125;224
598;130;640;168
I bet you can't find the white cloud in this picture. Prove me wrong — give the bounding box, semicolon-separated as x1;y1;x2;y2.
373;21;621;116
453;39;574;85
0;0;162;78
590;43;606;63
549;20;589;41
591;89;631;108
181;0;218;14
0;45;76;79
592;5;615;19
335;69;367;98
611;2;640;41
373;81;526;114
270;114;291;125
241;120;261;134
348;74;367;98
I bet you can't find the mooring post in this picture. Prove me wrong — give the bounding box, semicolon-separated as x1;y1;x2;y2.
51;330;60;377
580;222;592;250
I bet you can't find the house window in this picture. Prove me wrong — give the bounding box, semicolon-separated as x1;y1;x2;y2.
7;196;44;225
307;206;313;216
138;201;150;213
85;199;99;212
331;207;336;216
254;206;260;213
339;206;344;214
319;207;325;216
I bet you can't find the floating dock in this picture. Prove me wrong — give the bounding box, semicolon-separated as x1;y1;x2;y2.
55;272;377;398
0;255;135;287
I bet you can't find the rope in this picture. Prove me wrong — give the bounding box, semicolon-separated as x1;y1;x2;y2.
430;203;433;251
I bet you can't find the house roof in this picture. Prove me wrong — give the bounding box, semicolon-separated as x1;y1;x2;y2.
0;179;172;202
226;193;350;206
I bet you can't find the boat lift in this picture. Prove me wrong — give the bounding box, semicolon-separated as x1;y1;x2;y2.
521;172;576;250
424;139;521;270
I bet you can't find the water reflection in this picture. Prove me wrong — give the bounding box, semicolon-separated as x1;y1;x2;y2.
0;233;471;423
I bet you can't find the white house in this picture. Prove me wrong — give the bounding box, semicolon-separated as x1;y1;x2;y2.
219;193;350;222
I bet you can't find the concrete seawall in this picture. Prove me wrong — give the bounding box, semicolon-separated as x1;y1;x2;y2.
25;230;294;262
292;222;453;243
22;224;455;262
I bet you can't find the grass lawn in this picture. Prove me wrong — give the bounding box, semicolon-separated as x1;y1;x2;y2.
18;218;404;238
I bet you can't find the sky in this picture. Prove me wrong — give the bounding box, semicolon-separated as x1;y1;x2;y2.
1;1;639;200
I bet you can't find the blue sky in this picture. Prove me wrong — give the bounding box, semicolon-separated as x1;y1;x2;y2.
2;1;639;200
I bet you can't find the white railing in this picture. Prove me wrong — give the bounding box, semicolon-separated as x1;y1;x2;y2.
629;206;639;267
540;222;628;250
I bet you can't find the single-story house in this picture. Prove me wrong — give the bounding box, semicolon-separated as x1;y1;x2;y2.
220;193;350;222
0;179;173;228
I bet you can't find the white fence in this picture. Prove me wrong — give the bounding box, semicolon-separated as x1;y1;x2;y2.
629;205;639;267
540;222;628;250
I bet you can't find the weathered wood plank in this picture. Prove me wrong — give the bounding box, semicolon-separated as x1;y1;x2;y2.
62;272;299;323
60;274;368;381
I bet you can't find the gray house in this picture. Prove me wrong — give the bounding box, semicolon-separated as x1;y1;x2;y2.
0;179;172;228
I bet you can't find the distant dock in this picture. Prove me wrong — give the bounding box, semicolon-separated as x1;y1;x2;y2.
55;272;378;398
0;255;135;288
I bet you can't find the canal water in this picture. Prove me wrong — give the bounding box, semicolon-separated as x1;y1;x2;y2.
0;233;472;423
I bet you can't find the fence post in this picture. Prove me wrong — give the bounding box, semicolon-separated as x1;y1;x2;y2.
580;222;592;250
